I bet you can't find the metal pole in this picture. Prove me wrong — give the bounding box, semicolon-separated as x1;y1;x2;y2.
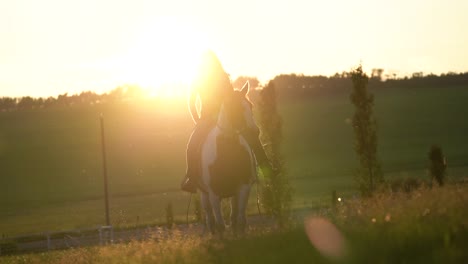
100;114;110;226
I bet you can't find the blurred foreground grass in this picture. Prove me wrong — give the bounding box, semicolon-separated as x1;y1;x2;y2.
2;181;466;263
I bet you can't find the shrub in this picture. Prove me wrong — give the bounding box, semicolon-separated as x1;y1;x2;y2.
165;202;174;229
428;145;447;186
257;80;292;227
388;177;424;193
0;240;18;255
222;199;231;226
193;194;203;224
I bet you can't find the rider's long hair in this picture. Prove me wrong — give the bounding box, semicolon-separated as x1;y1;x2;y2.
192;51;232;94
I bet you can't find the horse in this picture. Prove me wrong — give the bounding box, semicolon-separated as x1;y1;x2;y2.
199;82;258;236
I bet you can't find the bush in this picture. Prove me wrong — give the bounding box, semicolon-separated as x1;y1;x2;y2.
0;240;18;255
428;145;447;186
165;202;174;229
388;177;424;193
257;81;292;227
193;194;203;224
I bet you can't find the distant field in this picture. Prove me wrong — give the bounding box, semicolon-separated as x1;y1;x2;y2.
1;85;468;235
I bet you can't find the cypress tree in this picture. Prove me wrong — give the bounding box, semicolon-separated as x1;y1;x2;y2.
350;65;383;196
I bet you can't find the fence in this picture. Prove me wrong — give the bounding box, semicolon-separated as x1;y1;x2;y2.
0;223;205;255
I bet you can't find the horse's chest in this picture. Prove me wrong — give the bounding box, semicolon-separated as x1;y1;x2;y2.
203;134;252;198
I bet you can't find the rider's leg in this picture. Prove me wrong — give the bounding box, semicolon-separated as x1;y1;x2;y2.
181;119;211;193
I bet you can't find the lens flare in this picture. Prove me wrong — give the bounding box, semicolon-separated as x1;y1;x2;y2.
304;217;347;260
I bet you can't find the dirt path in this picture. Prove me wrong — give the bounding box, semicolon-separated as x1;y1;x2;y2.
5;213;281;255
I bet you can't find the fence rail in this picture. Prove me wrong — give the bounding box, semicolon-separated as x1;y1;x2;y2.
1;224;205;255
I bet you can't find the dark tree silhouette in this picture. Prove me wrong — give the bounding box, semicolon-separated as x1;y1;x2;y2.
232;76;260;90
2;71;468;111
350;65;383;196
257;80;292;227
0;97;17;111
17;96;35;110
371;68;384;81
428;145;447;186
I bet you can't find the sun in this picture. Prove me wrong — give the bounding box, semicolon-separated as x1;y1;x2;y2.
120;16;210;98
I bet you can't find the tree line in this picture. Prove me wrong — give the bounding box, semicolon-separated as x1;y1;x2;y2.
1;71;467;111
0;85;150;112
271;71;468;99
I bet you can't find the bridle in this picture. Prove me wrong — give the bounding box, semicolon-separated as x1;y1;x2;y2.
216;92;253;137
216;103;248;135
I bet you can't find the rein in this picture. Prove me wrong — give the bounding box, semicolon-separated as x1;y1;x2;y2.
216;123;247;136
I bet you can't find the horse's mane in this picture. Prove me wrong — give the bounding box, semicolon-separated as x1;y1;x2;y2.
220;89;253;131
233;89;253;108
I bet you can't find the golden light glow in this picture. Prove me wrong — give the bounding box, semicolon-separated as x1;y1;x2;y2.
1;0;467;98
115;16;209;98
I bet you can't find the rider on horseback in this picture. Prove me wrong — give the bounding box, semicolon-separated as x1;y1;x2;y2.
181;51;271;193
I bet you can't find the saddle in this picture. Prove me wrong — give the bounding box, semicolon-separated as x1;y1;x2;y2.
208;134;252;198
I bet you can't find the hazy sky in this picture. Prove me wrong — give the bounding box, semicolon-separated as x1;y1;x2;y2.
1;0;467;97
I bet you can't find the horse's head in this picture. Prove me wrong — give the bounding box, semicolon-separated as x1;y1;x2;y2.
219;81;257;135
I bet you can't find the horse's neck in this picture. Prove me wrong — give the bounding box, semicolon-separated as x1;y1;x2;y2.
216;105;234;134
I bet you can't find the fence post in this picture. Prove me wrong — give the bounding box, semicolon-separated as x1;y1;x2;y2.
99;226;113;245
46;232;51;250
99;228;103;245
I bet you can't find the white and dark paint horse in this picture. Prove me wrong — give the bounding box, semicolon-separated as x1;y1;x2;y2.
199;82;258;236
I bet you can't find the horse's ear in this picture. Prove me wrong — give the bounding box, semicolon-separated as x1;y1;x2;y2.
241;81;250;95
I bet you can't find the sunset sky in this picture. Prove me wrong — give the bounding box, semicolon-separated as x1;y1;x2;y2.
1;0;467;97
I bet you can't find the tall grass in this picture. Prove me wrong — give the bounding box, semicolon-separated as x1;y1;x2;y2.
3;182;466;263
332;182;468;263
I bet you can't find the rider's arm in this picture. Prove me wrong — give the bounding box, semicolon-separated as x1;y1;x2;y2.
188;89;200;124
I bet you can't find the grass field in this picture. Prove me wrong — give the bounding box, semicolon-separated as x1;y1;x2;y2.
2;182;467;263
1;85;468;235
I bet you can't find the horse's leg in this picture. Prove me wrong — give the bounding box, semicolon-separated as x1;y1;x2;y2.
231;194;239;236
209;192;225;236
236;184;251;235
201;192;215;235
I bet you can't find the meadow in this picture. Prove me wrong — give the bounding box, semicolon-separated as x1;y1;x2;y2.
1;85;468;236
